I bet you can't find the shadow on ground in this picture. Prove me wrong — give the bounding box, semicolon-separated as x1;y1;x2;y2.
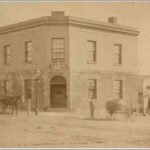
81;117;118;121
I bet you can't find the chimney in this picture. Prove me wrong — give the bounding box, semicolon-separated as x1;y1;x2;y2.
108;17;117;24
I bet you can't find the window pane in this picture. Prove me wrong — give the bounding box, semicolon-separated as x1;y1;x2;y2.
4;45;10;65
25;41;32;62
52;39;64;49
1;81;5;93
116;54;120;64
114;44;122;65
27;42;32;50
89;41;95;51
88;79;96;98
3;80;12;93
89;79;95;88
114;80;123;99
52;38;65;60
88;41;96;62
25;79;32;99
27;57;31;61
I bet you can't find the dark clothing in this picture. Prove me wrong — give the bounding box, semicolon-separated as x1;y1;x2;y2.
89;101;95;118
148;98;150;113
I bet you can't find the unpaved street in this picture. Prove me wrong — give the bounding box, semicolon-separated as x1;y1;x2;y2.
0;112;150;148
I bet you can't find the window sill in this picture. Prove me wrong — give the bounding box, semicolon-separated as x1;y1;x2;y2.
4;64;10;66
114;64;122;66
87;61;97;64
50;60;65;63
25;62;32;64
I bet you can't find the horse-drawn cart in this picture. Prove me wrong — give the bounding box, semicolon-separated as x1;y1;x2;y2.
106;100;138;121
0;92;22;115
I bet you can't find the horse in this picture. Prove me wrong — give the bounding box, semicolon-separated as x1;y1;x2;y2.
0;95;22;115
125;105;138;122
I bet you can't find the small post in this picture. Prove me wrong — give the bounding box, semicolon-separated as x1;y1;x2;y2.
35;69;41;116
147;86;150;99
35;79;39;115
27;98;31;115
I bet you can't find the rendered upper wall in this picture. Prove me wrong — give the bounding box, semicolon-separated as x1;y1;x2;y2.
69;26;138;74
0;11;139;74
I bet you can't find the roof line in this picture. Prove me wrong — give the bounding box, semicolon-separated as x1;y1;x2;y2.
0;14;140;36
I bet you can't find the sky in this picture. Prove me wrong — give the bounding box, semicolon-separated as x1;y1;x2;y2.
0;2;149;75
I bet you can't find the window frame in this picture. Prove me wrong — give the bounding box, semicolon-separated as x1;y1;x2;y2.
2;80;11;93
25;41;32;63
114;80;123;100
114;44;122;65
24;79;32;99
4;45;11;65
87;40;96;63
51;38;65;61
88;79;97;99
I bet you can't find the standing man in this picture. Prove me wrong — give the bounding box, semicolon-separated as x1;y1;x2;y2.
88;95;95;118
147;97;150;114
146;86;150;114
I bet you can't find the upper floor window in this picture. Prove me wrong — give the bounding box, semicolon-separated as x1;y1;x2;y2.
114;44;122;65
114;80;123;99
52;38;65;61
25;41;32;63
4;45;10;65
88;41;96;63
88;79;97;99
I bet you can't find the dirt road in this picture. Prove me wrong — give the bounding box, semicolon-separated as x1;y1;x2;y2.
0;112;150;148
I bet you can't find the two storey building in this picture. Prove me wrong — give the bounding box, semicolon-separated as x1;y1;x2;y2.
0;11;140;115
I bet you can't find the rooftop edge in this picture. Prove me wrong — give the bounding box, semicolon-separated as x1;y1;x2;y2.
0;11;140;36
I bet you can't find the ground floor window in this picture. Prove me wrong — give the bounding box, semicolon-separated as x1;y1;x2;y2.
1;80;12;93
88;79;97;99
24;79;32;99
114;80;123;99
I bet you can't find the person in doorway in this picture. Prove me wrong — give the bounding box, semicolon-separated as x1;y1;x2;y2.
88;95;95;118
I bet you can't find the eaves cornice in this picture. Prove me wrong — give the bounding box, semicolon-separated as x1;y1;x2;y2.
0;15;140;36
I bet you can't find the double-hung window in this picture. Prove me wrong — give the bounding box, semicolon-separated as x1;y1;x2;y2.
114;44;122;65
24;79;32;99
88;41;96;63
88;79;97;99
25;41;32;63
3;80;11;93
4;45;10;65
114;80;123;99
52;38;65;61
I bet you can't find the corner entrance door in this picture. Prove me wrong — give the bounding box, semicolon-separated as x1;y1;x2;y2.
51;85;67;108
50;76;67;108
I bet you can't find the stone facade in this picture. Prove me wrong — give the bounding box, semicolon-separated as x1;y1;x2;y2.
69;71;140;115
0;11;140;115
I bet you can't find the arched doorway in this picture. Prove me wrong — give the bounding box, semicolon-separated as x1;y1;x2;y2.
50;76;67;108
